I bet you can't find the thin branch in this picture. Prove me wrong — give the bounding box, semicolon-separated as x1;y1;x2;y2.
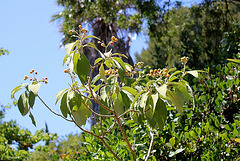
101;138;122;161
108;86;136;160
37;95;73;122
69;114;121;161
145;129;155;161
88;66;114;113
103;121;116;136
118;109;139;119
81;99;114;118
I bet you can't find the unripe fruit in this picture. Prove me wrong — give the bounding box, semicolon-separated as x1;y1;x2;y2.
150;69;153;74
101;43;105;47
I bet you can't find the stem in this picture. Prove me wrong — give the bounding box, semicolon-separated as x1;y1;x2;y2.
108;87;136;160
101;138;122;161
145;129;155;161
37;95;73;122
81;100;114;118
69;114;121;161
88;66;114;113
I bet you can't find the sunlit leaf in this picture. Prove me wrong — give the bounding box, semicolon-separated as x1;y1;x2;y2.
28;83;41;95
121;86;137;96
94;57;103;65
11;85;22;99
112;53;128;59
186;70;198;78
156;84;167;98
55;88;69;105
227;59;240;64
99;63;107;83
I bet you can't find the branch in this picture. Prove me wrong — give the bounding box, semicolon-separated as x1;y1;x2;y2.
118;109;139;119
145;129;155;161
88;66;114;113
37;95;73;122
69;114;121;161
81;99;114;118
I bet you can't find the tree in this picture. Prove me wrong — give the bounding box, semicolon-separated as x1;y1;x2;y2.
136;0;240;69
51;0;174;125
12;28;199;160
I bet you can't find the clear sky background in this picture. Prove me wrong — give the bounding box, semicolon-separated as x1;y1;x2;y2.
0;1;149;137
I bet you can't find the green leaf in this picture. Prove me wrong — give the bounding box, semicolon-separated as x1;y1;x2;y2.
114;93;124;116
156;84;167;98
154;98;167;130
18;91;29;116
140;92;149;109
62;54;69;66
170;71;182;78
29;91;35;108
65;41;79;55
91;74;100;85
69;92;82;112
99;63;107;83
167;91;183;115
11;85;22;99
169;137;175;147
83;35;101;41
85;42;104;58
112;53;128;59
112;57;126;71
28;83;41;95
232;138;240;143
29;112;36;126
55;88;69;105
121;86;137;96
120;91;130;108
72;99;91;127
74;53;90;85
131;90;146;109
60;91;69;118
186;70;198;78
112;57;126;82
227;59;240;64
94;57;103;65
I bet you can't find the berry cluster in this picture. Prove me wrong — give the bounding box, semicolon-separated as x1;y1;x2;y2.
181;56;189;64
105;68;118;76
24;69;48;84
126;66;137;77
147;68;170;78
99;36;118;47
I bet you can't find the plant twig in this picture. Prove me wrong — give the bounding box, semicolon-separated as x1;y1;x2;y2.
108;89;136;161
69;114;121;161
118;109;139;119
88;66;114;113
145;129;155;161
37;95;73;122
81;100;114;118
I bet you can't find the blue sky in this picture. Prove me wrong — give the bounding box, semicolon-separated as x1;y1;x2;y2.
0;1;148;136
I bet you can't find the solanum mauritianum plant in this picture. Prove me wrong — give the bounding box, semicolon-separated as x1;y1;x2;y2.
11;25;200;160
